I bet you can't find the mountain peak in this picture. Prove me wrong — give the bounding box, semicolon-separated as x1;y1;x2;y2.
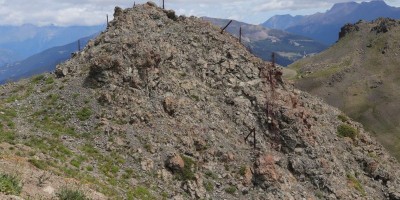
262;0;400;44
330;1;359;9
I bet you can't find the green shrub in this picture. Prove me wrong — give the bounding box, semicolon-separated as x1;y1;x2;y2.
347;174;366;196
46;94;59;105
29;159;48;170
225;186;236;194
204;181;214;192
239;166;246;176
0;131;15;143
76;107;92;121
122;169;134;179
31;74;45;84
190;95;200;101
144;143;153;152
86;166;94;171
338;114;348;122
56;188;89;200
337;124;358;139
128;186;155;200
45;77;55;85
176;156;196;181
70;156;86;168
315;190;324;199
81;144;99;156
0;173;22;195
205;170;218;179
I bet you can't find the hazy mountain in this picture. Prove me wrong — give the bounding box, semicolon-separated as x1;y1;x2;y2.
262;0;400;44
0;24;104;66
288;18;400;159
0;34;96;84
0;48;17;66
261;14;305;30
203;17;327;66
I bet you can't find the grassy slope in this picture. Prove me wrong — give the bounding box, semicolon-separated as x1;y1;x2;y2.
289;21;400;159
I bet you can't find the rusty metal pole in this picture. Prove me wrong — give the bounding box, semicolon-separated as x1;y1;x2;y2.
272;52;276;68
239;26;242;43
221;20;233;34
253;128;256;149
163;0;165;9
78;40;81;51
244;128;256;149
245;131;252;142
106;14;109;28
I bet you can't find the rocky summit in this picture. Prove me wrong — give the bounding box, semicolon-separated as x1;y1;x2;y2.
0;2;400;199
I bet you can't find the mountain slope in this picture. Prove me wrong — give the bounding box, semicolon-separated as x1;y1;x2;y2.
290;18;400;159
204;17;327;66
0;2;399;199
0;34;97;84
0;24;103;66
262;0;400;44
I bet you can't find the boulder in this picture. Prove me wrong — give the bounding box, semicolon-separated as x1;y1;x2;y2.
166;154;184;172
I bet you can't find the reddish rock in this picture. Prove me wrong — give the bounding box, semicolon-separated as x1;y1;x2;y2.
163;95;178;116
166;154;184;172
243;166;253;186
255;154;281;183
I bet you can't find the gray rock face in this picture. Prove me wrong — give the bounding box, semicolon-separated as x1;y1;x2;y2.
50;2;400;199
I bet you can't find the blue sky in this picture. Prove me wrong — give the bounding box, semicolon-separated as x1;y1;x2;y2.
0;0;399;26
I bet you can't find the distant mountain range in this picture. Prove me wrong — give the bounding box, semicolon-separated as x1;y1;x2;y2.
203;17;327;66
0;34;96;84
0;24;104;66
262;0;400;44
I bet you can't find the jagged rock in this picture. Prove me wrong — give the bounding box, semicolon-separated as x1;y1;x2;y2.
193;138;207;151
98;92;112;104
339;23;360;39
55;66;70;77
371;18;397;33
114;6;123;17
166;154;184;172
389;187;400;200
254;154;282;188
158;169;173;181
146;1;157;7
182;174;207;199
163;95;178;116
164;10;177;21
242;166;253;186
141;158;154;171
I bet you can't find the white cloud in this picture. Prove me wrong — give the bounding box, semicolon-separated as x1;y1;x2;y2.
0;0;398;26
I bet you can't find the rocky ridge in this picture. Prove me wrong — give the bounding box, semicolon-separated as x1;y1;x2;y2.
0;2;399;199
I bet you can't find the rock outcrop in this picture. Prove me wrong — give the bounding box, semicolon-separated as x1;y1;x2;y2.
339;23;360;39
